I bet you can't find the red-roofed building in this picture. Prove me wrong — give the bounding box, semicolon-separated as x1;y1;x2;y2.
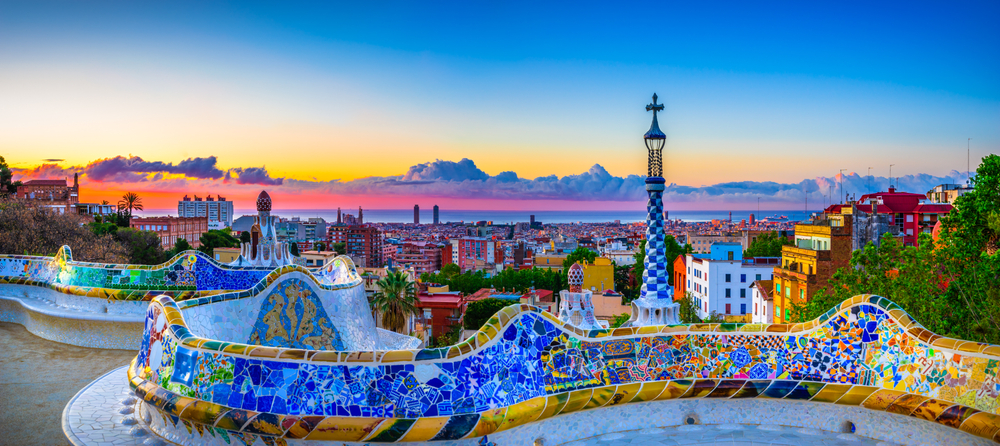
16;176;80;214
672;254;687;302
415;288;466;341
467;288;556;314
829;186;953;247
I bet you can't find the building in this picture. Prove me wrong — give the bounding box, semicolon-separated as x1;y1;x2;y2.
686;243;779;320
844;187;953;247
686;231;740;254
749;280;774;324
131;216;209;248
75;203;117;217
213;247;241;263
396;242;445;275
178;194;234;228
414;204;420;224
328;225;383;267
672;254;687;300
533;254;568;272
468;287;556;314
512;242;533;270
770;216;853;323
15;175;80;214
578;257;615;293
926;183;973;204
299;250;337;267
455;237;501;271
433;205;440;225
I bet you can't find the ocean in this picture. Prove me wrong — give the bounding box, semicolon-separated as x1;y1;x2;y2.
137;209;821;224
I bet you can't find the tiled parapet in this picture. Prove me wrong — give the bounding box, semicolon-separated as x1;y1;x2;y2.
128;294;1000;444
0;246;362;301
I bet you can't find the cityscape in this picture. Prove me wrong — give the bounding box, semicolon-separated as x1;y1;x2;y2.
0;2;998;446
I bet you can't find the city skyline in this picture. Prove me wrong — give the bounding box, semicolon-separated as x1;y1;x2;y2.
3;1;997;209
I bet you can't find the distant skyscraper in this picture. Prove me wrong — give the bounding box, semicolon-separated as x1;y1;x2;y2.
358;207;364;225
337;207;342;225
414;205;420;224
433;205;439;225
530;215;535;227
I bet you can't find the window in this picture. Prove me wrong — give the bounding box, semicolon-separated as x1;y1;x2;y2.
785;287;790;298
725;288;731;298
740;289;746;298
776;306;781;320
727;251;734;260
754;303;758;315
725;303;731;314
800;290;804;300
725;274;731;283
776;283;781;293
785;308;790;321
740;303;746;314
740;274;746;283
756;274;762;281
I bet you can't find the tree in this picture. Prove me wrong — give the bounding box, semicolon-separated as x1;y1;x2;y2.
609;313;631;328
239;231;251;244
463;298;509;330
0;156;22;196
744;231;793;258
115;228;167;265
332;242;346;254
117;192;143;226
0;198;126;262
678;292;702;323
315;242;326;251
289;243;300;256
633;240;646;283
371;270;419;333
165;238;193;259
613;264;636;301
562;247;597;270
662;235;691;286
197;229;241;255
440;263;461;278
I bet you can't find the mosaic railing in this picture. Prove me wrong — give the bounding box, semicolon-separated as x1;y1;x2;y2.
0;247;360;301
128;294;1000;444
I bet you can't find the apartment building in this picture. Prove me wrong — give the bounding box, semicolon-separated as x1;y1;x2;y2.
686;243;779;320
131;216;209;248
178;194;234;228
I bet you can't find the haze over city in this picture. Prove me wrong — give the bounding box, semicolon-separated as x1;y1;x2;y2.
2;1;997;210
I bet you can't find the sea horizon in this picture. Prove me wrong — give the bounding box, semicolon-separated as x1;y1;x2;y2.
135;208;823;224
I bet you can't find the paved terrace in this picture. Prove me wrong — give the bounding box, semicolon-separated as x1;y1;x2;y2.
0;322;135;445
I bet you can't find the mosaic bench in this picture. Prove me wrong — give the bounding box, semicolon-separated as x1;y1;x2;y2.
126;293;1000;445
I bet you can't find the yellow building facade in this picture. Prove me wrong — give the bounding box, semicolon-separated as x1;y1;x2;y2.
771;219;852;323
579;257;615;293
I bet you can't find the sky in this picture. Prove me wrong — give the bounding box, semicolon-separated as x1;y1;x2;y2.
2;1;997;210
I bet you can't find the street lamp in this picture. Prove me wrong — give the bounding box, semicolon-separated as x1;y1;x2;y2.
644;94;666;178
839;169;846;204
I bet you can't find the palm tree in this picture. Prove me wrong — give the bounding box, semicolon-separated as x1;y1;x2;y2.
371;270;419;333
117;192;143;225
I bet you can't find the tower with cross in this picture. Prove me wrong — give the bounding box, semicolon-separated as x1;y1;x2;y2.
626;93;680;327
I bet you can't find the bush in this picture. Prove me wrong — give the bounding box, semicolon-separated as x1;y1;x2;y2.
463;298;510;330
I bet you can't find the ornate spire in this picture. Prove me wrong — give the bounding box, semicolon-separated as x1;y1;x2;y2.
644;94;666;178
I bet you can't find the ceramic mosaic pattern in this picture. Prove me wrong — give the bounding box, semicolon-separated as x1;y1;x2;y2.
247;278;345;351
128;293;1000;444
0;247;362;303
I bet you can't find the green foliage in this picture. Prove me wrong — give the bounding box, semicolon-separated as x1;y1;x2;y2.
422;267;564;296
633;240;646;283
613;264;637;302
117;192;143;226
609;313;631;328
114;228;167;265
744;231;793;258
0;156;22;195
440;263;461;278
463;298;510;330
332;242;346;254
197;229;241;255
371;270;419;333
289;243;300;256
678;292;702;323
165;238;193;259
315;242;326;251
239;231;251;244
662;234;691;286
801;156;1000;344
562;247;597;270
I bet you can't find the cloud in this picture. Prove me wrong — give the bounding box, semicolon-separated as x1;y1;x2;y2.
227;167;284;185
83;155;225;181
10;155;969;206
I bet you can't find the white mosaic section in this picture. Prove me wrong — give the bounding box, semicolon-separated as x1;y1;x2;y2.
0;293;144;349
63;366;166;446
181;271;386;351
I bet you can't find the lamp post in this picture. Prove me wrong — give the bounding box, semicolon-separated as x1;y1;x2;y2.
868;167;872;194
889;164;895;189
839;169;846;204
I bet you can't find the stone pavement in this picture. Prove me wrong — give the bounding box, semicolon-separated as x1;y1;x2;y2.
556;424;887;445
0;322;136;446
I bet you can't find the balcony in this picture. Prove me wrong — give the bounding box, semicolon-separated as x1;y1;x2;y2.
780;245;831;260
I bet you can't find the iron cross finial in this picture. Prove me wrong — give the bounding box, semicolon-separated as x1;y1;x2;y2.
646;93;664;114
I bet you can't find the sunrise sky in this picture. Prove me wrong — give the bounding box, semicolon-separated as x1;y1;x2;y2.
2;1;997;210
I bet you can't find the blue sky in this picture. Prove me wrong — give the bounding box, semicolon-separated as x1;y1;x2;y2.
1;1;997;209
